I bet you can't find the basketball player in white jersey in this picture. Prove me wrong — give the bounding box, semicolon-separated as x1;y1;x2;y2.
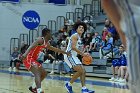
64;22;93;93
102;0;140;93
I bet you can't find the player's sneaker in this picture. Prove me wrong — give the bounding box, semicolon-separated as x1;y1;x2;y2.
65;82;73;93
29;86;37;93
82;88;95;93
81;88;89;93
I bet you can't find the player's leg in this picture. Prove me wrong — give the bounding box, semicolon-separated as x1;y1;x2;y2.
40;66;47;81
29;64;45;93
29;66;47;93
64;55;94;93
70;65;86;86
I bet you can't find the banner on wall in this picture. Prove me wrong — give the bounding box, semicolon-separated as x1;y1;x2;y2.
49;0;65;4
0;0;20;3
22;10;40;30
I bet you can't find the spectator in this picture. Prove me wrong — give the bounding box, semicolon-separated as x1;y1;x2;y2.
108;23;120;43
104;19;111;28
100;33;113;59
89;32;101;51
102;27;109;41
109;45;128;82
84;23;94;36
8;47;20;72
82;33;92;52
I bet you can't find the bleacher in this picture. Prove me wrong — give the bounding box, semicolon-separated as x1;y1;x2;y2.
41;51;113;78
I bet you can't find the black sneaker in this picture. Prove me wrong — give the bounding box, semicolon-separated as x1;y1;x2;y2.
29;86;37;93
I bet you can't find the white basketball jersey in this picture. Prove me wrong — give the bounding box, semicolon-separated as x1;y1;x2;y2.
66;33;82;56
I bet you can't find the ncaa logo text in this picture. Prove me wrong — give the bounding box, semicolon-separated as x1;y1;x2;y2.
23;17;40;23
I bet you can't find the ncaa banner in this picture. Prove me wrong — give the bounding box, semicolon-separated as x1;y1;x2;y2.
22;10;40;30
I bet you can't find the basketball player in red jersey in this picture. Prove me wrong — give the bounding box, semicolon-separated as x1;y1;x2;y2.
21;28;70;93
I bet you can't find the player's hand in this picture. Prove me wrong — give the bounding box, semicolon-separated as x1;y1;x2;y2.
82;52;90;57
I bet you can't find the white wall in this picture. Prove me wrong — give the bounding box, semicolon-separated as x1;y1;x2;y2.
0;3;82;61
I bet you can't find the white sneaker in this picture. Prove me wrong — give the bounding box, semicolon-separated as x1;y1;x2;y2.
13;67;17;72
49;71;54;75
109;77;115;81
119;78;126;83
8;67;12;72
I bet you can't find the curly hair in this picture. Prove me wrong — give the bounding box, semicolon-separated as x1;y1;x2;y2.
73;22;87;32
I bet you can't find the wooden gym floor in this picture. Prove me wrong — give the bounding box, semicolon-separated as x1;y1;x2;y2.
0;68;130;93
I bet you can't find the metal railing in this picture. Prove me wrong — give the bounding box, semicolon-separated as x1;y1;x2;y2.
75;8;83;21
37;25;47;37
10;38;19;55
91;0;101;16
48;20;57;34
29;29;38;45
56;16;65;31
19;33;29;46
66;12;75;22
83;4;92;17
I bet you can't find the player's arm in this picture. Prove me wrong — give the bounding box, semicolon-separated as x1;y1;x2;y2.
47;44;70;56
22;37;43;59
71;35;88;56
101;0;126;48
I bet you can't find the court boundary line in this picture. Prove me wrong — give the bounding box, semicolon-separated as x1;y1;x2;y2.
0;69;129;89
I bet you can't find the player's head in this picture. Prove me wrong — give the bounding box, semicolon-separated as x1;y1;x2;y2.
73;22;87;34
42;28;52;40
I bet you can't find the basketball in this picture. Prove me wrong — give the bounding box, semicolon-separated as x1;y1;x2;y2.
82;55;93;65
